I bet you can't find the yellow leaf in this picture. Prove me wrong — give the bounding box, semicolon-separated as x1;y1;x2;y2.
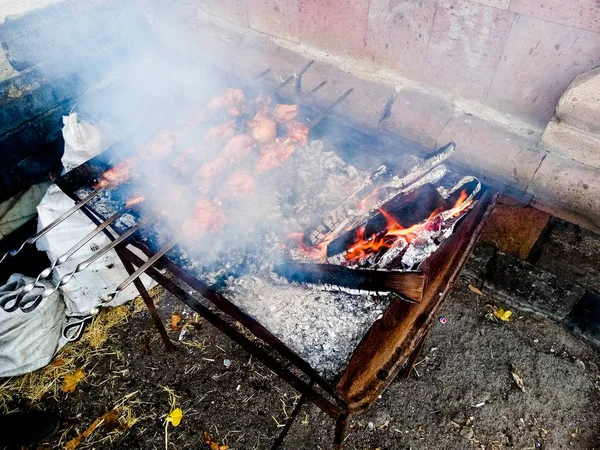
166;408;183;427
171;313;182;331
61;368;86;393
468;284;483;295
493;308;512;322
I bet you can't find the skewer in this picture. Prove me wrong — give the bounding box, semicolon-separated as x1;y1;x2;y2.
6;208;131;312
22;217;153;306
308;88;354;129
101;238;179;303
0;187;106;265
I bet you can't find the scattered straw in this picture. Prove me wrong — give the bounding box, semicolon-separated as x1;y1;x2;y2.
0;293;154;411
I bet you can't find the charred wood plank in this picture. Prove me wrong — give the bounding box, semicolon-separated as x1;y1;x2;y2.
274;263;425;303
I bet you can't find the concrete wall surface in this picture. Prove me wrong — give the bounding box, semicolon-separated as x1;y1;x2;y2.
194;0;600;128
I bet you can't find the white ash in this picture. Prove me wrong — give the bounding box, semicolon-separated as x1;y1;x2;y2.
401;220;458;268
223;274;391;380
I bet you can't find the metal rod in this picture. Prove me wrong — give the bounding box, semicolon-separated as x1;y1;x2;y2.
271;381;313;449
119;246;344;418
115;246;174;351
11;209;124;304
0;186;105;265
308;88;354;129
102;238;178;303
38;217;152;300
270;60;315;95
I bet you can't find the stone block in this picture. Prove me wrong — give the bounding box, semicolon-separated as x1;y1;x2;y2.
563;291;600;349
422;0;516;101
469;0;510;9
481;251;585;322
300;60;394;130
537;220;600;294
364;0;437;80
510;0;600;34
556;67;600;133
380;88;454;148
487;15;600;126
198;0;248;26
437;114;544;191
247;0;299;43
298;0;370;57
527;153;600;233
541;119;600;170
480;203;550;260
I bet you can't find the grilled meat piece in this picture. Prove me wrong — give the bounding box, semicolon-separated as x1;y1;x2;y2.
204;120;236;147
251;94;272;115
219;171;256;199
95;158;135;189
285;121;309;145
273;104;298;124
197;157;227;181
222;135;256;160
142;129;177;158
248;113;276;145
182;197;226;237
256;139;296;172
207;88;245;116
172;147;198;169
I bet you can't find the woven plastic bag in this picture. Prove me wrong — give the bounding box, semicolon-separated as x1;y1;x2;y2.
0;274;65;377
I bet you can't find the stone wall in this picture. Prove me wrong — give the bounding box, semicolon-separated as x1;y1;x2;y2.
194;0;600;127
186;0;600;232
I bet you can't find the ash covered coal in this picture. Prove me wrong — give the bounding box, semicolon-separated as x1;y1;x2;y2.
223;274;391;380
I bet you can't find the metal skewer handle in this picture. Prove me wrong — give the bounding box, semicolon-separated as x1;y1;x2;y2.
0;187;106;266
9;209;126;312
101;238;179;303
18;217;153;307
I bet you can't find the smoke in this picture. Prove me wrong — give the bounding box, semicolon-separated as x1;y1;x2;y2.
36;0;364;278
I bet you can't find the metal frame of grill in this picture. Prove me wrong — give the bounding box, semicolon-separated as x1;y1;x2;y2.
49;63;499;449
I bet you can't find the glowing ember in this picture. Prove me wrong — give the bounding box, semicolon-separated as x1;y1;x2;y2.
286;233;330;260
94;158;134;189
125;195;145;208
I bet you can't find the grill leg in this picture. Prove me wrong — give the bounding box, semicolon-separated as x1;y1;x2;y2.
333;413;349;450
270;383;312;450
116;247;174;352
399;330;429;378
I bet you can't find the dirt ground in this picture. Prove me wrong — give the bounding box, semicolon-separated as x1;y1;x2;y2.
2;274;600;450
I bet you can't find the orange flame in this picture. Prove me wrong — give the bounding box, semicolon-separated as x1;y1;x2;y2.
125;195;145;208
447;189;473;217
357;188;379;212
292;188;474;263
286;232;331;260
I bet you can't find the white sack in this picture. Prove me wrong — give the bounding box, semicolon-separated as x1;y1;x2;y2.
61;112;102;172
0;274;65;377
36;113;156;315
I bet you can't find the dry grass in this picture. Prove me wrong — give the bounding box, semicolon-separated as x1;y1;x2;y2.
0;295;151;412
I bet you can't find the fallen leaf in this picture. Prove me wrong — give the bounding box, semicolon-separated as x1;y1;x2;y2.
166;408;183;427
50;359;64;367
468;284;483;295
171;313;182;330
64;410;119;450
494;308;512;322
203;431;229;450
61;368;86;393
510;363;526;392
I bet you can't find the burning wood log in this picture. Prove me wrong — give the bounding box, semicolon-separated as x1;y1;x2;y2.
325;183;446;262
304;142;456;246
274;263;425;303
